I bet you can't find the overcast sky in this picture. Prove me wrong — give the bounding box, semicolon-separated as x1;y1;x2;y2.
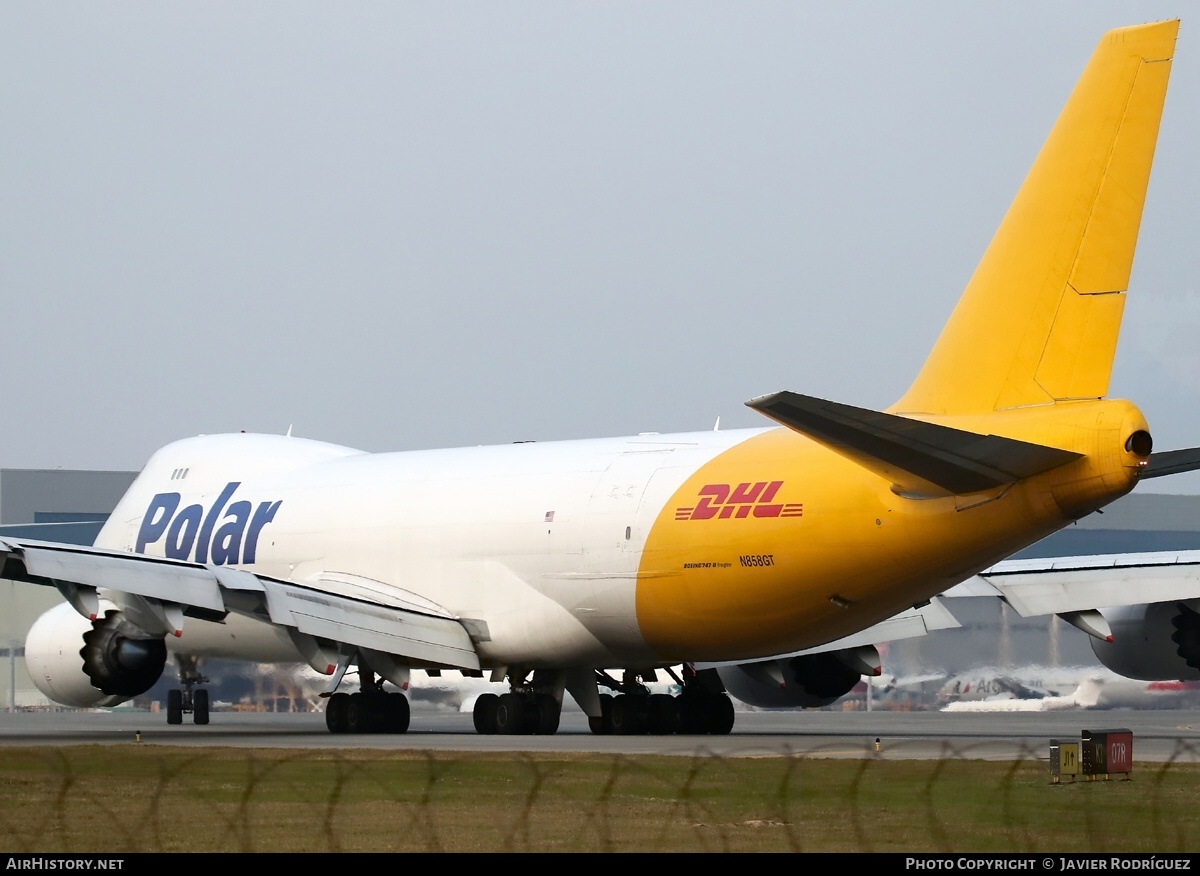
2;3;1197;491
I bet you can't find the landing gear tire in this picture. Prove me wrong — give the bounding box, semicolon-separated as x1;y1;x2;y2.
680;692;711;734
383;692;410;734
588;693;614;735
325;692;350;733
680;692;734;734
325;689;410;735
600;693;613;733
610;694;648;735
193;689;210;725
533;694;561;735
473;693;499;734
166;689;183;726
494;693;525;734
709;694;735;735
346;692;375;733
647;693;679;735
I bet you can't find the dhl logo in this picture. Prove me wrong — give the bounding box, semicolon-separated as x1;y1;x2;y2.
674;481;803;521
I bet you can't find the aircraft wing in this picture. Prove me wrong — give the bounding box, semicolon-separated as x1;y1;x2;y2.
746;550;1200;662
953;550;1200;618
0;536;481;671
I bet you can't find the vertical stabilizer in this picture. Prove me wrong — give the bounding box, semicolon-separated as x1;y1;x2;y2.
894;21;1177;415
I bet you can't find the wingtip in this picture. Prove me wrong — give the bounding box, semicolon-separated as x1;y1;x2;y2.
744;391;787;409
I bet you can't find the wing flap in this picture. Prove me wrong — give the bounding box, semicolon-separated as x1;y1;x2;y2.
0;536;480;671
746;391;1080;495
262;580;480;670
970;551;1200;617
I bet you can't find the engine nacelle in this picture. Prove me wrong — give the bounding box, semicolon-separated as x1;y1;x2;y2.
1090;601;1200;682
26;602;168;708
718;646;878;709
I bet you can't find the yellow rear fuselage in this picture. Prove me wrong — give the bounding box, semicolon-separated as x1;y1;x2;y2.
635;398;1147;661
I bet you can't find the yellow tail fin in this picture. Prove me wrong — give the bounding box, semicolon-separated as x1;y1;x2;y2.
894;21;1178;416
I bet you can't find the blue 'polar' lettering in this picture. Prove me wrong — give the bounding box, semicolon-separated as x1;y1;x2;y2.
134;481;282;566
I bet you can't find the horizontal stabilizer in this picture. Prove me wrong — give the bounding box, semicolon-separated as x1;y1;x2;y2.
747;391;1081;496
1140;447;1200;479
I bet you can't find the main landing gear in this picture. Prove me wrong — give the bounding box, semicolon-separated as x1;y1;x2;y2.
466;665;736;736
166;655;210;726
588;666;735;736
472;670;562;735
324;668;410;734
472;691;561;735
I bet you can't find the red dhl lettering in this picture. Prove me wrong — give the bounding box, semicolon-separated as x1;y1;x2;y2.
674;481;803;521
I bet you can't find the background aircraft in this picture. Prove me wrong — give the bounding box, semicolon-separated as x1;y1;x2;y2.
938;668;1200;712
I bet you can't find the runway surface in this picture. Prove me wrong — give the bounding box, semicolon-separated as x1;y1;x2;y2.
3;707;1199;761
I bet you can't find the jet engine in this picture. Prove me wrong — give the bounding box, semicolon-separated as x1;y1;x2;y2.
717;646;880;709
25;601;168;708
1090;601;1200;682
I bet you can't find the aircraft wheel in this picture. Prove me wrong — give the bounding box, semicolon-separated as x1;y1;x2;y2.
384;692;410;734
193;689;210;725
708;694;735;735
346;693;374;733
678;692;708;735
588;694;614;735
166;689;183;726
473;693;499;734
494;693;525;735
325;692;350;734
610;694;648;735
647;693;679;735
533;694;561;735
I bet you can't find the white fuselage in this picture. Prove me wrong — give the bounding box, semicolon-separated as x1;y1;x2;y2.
96;429;761;669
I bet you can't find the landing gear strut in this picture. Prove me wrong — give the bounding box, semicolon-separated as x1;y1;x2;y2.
165;655;210;725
